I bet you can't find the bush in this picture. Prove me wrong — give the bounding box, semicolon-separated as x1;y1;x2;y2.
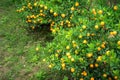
16;0;120;32
16;0;98;31
46;27;120;79
16;0;120;80
44;5;120;80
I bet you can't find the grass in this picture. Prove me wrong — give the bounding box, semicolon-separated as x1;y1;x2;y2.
0;0;52;80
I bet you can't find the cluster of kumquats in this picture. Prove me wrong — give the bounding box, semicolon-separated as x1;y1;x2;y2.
17;0;120;80
46;23;120;80
16;0;91;31
45;3;120;80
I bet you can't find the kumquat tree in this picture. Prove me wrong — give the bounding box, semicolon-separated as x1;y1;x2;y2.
0;0;120;80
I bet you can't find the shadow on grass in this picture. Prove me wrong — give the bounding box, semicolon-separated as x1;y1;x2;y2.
26;24;54;46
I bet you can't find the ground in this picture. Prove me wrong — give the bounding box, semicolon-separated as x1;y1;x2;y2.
0;0;49;80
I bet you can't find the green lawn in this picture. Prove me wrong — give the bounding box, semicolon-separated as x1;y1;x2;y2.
0;0;50;80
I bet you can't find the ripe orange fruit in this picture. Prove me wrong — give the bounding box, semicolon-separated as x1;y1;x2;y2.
87;33;90;37
66;52;70;56
72;40;75;44
93;11;96;15
66;20;69;23
106;50;110;56
60;58;64;62
73;43;77;48
75;50;78;54
66;46;70;50
29;7;32;9
92;8;96;15
97;47;101;51
61;63;65;67
98;10;103;14
40;10;43;13
90;64;94;68
21;8;24;11
101;44;105;48
40;4;43;8
110;31;113;35
31;26;34;29
114;76;118;79
92;8;95;12
86;53;93;58
16;10;19;12
60;21;64;26
110;31;117;36
36;47;39;51
97;56;102;61
42;59;46;62
33;20;37;23
100;21;105;27
114;6;118;10
28;19;32;23
79;78;84;80
61;14;66;18
68;55;72;59
108;77;112;80
67;23;71;27
82;25;86;29
71;68;75;72
91;33;95;36
117;41;120;46
103;73;107;77
83;40;87;44
71;7;75;11
81;71;87;76
71;58;75;62
79;35;82;39
75;2;79;7
50;9;53;13
95;63;99;67
53;12;58;17
112;31;117;35
34;3;37;6
48;64;52;68
44;6;48;10
55;53;59;57
95;25;99;29
90;77;94;80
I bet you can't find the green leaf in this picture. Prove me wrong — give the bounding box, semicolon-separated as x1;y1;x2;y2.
63;76;68;80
